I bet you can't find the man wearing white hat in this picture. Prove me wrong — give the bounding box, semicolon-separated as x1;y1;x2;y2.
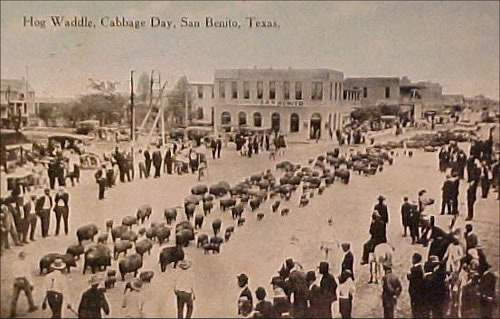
122;278;145;318
42;258;69;318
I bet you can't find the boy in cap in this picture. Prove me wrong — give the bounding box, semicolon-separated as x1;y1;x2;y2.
253;287;276;318
10;251;38;318
43;258;68;318
77;275;110;318
174;259;195;319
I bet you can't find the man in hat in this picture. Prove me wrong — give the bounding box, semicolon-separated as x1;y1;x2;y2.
94;164;107;200
407;253;425;318
341;243;354;280
374;195;389;224
53;187;69;236
10;251;38;318
361;212;386;265
400;197;412;237
152;145;163;178
237;273;253;317
318;261;337;318
423;255;447;318
35;188;52;238
305;270;320;317
174;259;195;319
122;278;145;318
466;181;478;221
381;265;402;318
408;201;420;244
43;258;69;318
465;223;479;252
77;275;110;318
479;263;496;318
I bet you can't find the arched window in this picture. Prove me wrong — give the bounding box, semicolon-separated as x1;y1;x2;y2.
238;112;247;126
221;112;231;125
290;113;299;133
253;112;262;127
271;113;280;132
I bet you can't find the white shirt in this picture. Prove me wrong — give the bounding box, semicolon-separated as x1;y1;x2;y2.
338;277;355;299
44;270;68;296
174;269;195;294
42;195;52;210
122;290;145;318
13;259;33;282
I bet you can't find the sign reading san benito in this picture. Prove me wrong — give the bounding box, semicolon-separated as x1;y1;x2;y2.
22;15;280;29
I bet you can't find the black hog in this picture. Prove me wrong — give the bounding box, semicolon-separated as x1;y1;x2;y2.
318;186;325;195
212;219;222;235
175;229;193;247
146;227;158;241
249;198;261;211
97;233;109;244
119;254;143;281
136;205;152;224
121;216;137;230
66;244;84;260
76;223;98;246
105;219;113;232
203;243;220;254
271;201;280;213
159;246;184;271
113;240;133;260
194;214;204;229
111;225;128;243
197;234;209;248
121;230;138;243
231;205;244;220
185;203;196;221
220;198;237;211
164;208;177;225
60;253;77;273
135;239;153;257
138;227;146;237
237;217;246;227
257;213;265;221
83;244;111;274
281;208;290;216
156;227;171;245
39;253;61;275
202;201;213;216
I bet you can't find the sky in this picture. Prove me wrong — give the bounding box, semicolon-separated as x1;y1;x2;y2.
1;1;499;99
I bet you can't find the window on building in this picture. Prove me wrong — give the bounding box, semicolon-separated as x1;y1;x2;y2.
211;86;214;99
284;81;290;100
385;87;390;98
257;81;263;99
343;90;347;100
219;82;225;99
269;81;276;100
330;82;333;100
232;81;238;99
290;113;299;133
24;103;27;114
334;83;338;100
238;112;247;126
243;81;250;99
198;85;203;99
253;112;262;127
312;82;323;100
295;82;302;100
221;111;231;125
363;87;368;98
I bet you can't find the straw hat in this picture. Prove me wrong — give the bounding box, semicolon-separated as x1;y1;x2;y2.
88;275;102;286
50;258;66;271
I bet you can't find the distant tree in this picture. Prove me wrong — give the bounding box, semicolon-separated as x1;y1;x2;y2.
37;104;55;126
166;76;193;125
62;92;127;127
379;104;401;116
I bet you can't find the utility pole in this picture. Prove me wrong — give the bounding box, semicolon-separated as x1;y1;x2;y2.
184;89;189;126
130;70;135;141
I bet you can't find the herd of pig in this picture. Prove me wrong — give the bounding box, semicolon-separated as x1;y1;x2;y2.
36;146;396;291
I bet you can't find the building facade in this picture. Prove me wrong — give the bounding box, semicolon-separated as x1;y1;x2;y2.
0;79;38;128
343;77;401;106
213;68;355;140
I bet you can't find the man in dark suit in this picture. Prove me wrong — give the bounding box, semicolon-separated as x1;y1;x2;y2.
465;224;479;252
152;145;163;178
440;175;454;215
382;265;402;318
374;195;389;224
341;242;354;280
408;202;420;244
318;261;337;318
479;263;496;318
237;273;253;317
53;187;69;236
164;146;173;175
400;197;412;237
35;188;52;238
216;136;222;159
407;253;425;318
144;147;152;178
451;173;460;214
466;181;478;221
94;164;107;200
77;275;110;318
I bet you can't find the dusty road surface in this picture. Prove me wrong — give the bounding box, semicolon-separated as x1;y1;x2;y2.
1;128;498;318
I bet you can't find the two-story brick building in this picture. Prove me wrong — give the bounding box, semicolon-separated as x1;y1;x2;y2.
213;68;355;140
0;79;38;128
188;82;215;124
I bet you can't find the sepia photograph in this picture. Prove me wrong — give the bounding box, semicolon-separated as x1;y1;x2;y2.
0;1;499;318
